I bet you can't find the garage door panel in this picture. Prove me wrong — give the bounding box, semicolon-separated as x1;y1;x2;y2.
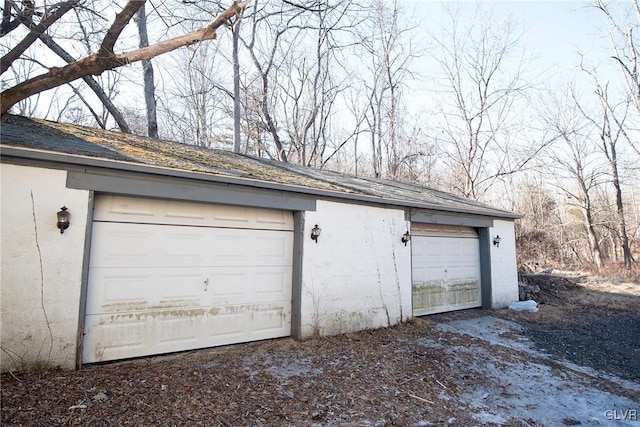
212;235;249;258
94;195;294;230
91;223;208;268
156;317;200;346
253;306;289;333
208;312;246;338
164;204;207;221
159;273;204;302
91;228;157;266
87;269;206;314
91;224;292;269
85;195;292;364
461;240;478;255
211;232;292;265
207;272;246;303
85;273;153;314
255;236;289;258
88;265;291;314
254;271;290;295
84;315;148;362
100;196;155;218
85;302;292;362
207;267;291;306
256;209;291;226
444;241;459;256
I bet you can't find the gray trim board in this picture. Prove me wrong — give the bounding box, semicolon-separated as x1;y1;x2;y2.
290;211;305;340
478;228;493;309
76;191;95;369
67;170;317;212
410;212;495;228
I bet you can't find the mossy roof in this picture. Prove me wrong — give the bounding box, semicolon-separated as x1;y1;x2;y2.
0;115;519;218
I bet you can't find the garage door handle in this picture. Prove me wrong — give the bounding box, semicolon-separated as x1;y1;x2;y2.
204;278;209;291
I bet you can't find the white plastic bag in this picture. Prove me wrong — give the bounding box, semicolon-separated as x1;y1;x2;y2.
509;300;539;312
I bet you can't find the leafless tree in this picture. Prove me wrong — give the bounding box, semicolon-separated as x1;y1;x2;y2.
239;0;304;162
546;89;607;271
1;1;249;116
350;0;422;179
573;67;633;268
159;42;230;148
237;0;359;164
1;0;132;131
430;4;550;200
595;0;640;158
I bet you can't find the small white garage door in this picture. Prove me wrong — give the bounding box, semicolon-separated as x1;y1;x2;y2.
83;195;293;363
412;223;481;316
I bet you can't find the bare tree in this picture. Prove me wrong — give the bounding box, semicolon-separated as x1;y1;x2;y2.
240;0;304;162
546;89;607;271
430;4;548;200
348;0;422;179
573;68;633;268
1;0;132;131
159;42;230;148
513;176;562;270
1;0;79;74
278;2;352;167
1;1;249;116
595;0;640;157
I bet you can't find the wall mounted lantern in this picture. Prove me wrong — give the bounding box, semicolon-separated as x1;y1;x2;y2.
56;206;70;234
493;235;501;247
311;224;321;243
401;231;411;246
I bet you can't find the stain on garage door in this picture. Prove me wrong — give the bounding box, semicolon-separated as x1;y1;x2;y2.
411;223;481;316
83;195;293;363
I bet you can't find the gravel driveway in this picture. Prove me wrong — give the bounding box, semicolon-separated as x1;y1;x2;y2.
2;274;639;426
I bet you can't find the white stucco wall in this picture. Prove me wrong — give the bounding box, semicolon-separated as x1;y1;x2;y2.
300;200;412;339
1;164;89;371
489;219;519;308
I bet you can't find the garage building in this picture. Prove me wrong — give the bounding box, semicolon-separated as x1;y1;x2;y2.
0;115;520;370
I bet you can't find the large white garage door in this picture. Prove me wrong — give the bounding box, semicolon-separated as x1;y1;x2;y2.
412;223;481;316
83;195;293;363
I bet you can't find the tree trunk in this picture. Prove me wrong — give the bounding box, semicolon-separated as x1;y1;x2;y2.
136;4;158;138
609;147;632;268
585;218;604;271
232;11;243;153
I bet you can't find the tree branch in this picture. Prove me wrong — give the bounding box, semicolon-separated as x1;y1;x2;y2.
1;1;250;116
1;1;81;75
38;32;132;133
100;0;145;54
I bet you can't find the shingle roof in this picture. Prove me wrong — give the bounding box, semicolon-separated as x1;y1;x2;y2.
0;115;520;218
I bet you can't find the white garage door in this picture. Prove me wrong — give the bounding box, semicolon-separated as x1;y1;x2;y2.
83;195;293;363
412;223;481;316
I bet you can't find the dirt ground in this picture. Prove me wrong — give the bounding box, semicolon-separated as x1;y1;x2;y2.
2;273;639;426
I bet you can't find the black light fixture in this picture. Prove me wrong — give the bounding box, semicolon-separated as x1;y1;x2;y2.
311;224;321;243
401;231;411;246
57;206;70;234
493;235;501;247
